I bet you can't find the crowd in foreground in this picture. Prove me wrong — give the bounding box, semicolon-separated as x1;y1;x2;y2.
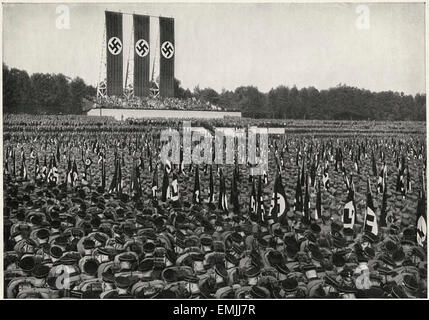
2;120;427;299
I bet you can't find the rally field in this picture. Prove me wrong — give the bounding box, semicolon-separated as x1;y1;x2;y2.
3;115;427;299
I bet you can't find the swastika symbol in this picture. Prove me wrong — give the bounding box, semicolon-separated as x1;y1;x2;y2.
135;39;149;57
161;41;174;59
108;37;122;55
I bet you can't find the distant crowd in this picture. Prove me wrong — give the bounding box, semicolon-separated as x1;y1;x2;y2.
96;96;225;112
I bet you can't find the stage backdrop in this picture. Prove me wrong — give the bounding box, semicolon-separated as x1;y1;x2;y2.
159;17;175;97
133;14;150;97
106;11;123;96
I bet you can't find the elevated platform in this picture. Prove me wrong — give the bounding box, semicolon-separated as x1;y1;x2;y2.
87;108;242;120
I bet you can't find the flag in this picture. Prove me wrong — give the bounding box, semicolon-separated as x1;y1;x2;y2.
294;168;303;212
322;164;330;191
161;165;169;202
34;156;41;182
170;172;179;202
152;165;158;200
101;154;106;191
257;176;265;223
230;168;240;215
116;158;123;196
82;157;92;185
371;151;377;176
269;171;289;221
131;159;142;199
416;189;427;247
263;169;268;185
47;156;59;185
108;159;118;194
4;154;9;177
379;186;393;228
300;161;305;187
377;163;386;194
193;166;201;204
314;179;322;221
208;165;214;203
303;174;311;224
249;178;258;221
20;153;28;181
364;178;378;237
164;159;172;174
67;159;78;187
218;169;228;212
56;142;60;163
41;155;47;181
342;185;356;229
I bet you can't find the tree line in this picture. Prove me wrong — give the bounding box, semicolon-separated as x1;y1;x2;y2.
183;84;426;121
3;63;96;115
3;63;426;121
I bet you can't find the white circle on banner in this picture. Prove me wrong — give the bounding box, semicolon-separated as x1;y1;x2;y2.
135;39;149;57
417;215;427;246
108;37;122;55
161;41;174;59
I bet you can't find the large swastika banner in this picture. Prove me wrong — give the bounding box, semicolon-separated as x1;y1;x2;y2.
133;14;150;97
106;11;123;96
159;17;175;97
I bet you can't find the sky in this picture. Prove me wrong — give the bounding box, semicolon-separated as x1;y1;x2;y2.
2;2;426;95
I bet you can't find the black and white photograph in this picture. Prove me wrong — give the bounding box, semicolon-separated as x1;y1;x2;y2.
1;1;427;300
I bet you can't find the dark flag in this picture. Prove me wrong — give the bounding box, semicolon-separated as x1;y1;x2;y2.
30;147;35;159
193;166;201;204
151;165;158;200
303;174;311;224
208;165;214;203
47;156;59;185
354;154;360;174
34;156;40;182
41;155;47;181
66;157;72;185
396;167;405;198
300;161;305;187
82;157;93;185
364;178;378;237
269;171;289;222
148;146;153;172
294;168;303;213
377;162;386;194
342;184;356;230
257;176;265;223
56;142;60;163
12;150;16;178
230;168;240;215
315;179;322;221
218;169;228;212
138;151;144;172
4;153;9;177
379;186;393;228
131;159;142;199
249;178;258;221
416;188;427;247
20;153;28;181
406;166;412;193
116;158;123;196
322;165;330;191
161;164;169;202
263;169;268;185
101;154;106;191
170;172;179;202
108;159;118;194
